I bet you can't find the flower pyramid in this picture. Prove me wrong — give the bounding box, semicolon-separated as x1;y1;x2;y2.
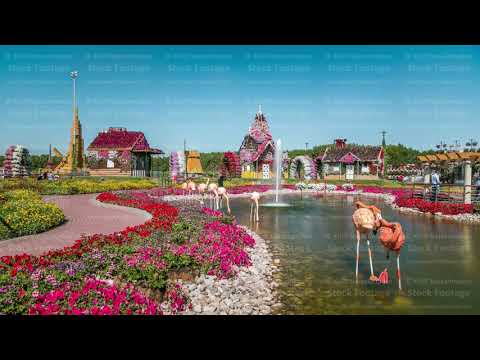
3;145;31;178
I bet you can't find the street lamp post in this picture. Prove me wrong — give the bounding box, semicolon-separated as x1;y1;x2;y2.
466;139;478;152
70;70;78;173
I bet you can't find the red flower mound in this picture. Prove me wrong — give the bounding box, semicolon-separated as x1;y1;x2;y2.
394;197;473;216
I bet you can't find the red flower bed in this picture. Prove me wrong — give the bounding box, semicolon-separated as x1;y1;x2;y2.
394;197;473;215
361;186;472;215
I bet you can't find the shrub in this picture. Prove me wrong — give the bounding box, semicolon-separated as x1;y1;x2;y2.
0;221;12;240
2;189;42;202
0;199;65;237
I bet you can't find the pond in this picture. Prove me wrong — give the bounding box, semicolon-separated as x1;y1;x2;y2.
229;193;480;314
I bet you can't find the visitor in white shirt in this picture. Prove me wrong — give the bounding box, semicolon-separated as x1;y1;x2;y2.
431;170;440;201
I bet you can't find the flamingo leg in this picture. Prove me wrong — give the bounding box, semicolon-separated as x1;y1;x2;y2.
250;202;254;221
355;229;360;284
225;195;231;214
396;253;402;291
366;234;377;281
255;200;259;222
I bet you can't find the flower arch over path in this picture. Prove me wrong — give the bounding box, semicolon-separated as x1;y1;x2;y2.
289;156;317;180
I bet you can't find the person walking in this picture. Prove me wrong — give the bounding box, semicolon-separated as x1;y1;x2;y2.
431;169;440;202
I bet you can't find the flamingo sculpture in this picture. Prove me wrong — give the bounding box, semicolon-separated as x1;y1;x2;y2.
352;203;382;283
197;178;209;205
187;179;196;197
250;191;260;222
352;201;406;290
376;218;405;290
208;182;218;209
217;186;231;214
181;181;188;202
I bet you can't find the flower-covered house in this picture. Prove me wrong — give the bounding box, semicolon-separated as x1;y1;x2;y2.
319;138;384;180
87;127;163;177
239;107;275;179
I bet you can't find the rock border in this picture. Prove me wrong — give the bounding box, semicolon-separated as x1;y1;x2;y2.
179;226;281;315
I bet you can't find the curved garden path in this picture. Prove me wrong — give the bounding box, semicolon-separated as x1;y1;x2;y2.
0;194;152;257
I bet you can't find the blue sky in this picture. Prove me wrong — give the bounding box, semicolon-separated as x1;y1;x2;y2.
0;45;478;155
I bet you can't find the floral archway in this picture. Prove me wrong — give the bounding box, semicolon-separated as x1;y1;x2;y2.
289;155;317;180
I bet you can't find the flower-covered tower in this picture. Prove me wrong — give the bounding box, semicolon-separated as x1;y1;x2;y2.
239;106;275;178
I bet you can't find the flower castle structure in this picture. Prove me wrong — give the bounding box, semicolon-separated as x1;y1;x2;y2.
87;127;162;177
237;106;276;179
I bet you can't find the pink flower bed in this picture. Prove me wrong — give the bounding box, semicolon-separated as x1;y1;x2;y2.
169;221;255;279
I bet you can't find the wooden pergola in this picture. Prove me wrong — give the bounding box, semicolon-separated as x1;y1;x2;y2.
417;152;480;164
417;152;480;204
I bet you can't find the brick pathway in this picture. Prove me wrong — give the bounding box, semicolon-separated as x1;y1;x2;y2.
0;194;152;257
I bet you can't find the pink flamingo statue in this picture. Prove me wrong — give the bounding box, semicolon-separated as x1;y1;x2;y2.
208;182;218;209
197;178;209;205
217;186;231;214
181;181;188;203
377;218;406;290
352;202;382;283
250;191;260;222
187;179;196;198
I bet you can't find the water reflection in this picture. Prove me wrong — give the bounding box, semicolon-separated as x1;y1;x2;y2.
230;193;480;315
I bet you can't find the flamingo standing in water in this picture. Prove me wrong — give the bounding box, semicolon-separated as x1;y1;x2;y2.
187;179;196;198
250;191;260;222
217;186;231;214
352;201;406;290
181;181;188;203
352;202;382;283
208;182;218;209
197;178;210;205
376;218;406;290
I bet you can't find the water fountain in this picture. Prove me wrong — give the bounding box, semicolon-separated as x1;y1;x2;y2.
262;138;291;207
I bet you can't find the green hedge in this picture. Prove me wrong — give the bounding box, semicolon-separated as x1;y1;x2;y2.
0;222;12;240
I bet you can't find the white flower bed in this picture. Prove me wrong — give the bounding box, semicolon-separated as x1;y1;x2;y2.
295;182;337;192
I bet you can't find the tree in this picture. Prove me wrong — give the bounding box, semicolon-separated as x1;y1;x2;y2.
200;152;224;175
384;144;431;167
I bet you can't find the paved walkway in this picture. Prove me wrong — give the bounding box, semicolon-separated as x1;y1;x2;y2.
0;194;152;257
